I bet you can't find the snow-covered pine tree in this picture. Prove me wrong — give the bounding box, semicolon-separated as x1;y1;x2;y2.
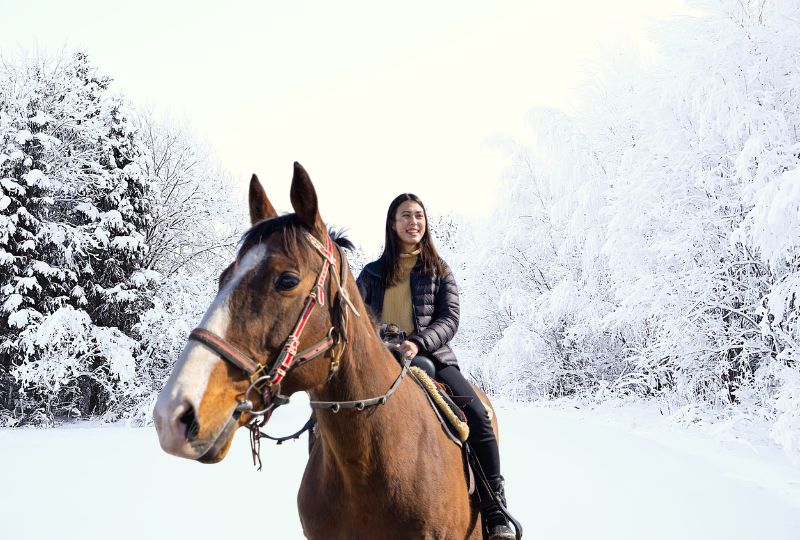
0;52;155;424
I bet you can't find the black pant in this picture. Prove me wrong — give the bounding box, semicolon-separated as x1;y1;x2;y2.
411;356;502;485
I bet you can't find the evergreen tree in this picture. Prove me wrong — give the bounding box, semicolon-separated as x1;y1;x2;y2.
0;52;155;424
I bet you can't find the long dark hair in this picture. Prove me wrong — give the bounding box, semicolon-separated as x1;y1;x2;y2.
381;193;447;287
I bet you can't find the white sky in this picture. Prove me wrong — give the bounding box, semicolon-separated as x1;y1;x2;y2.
1;0;687;251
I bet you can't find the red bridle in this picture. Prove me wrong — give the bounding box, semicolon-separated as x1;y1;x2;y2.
188;231;358;416
186;228;414;468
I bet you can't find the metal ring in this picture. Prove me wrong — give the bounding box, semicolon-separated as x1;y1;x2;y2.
327;326;338;343
355;401;365;411
250;401;277;417
246;374;278;415
331;403;340;414
245;374;272;400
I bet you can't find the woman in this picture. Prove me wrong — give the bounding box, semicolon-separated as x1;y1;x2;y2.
356;193;515;540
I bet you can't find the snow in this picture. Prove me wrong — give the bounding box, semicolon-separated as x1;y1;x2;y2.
21;169;47;188
129;269;159;287
13;276;40;293
7;308;41;328
110;235;142;251
28;111;52;126
743;166;800;268
33;132;59;148
14;129;32;145
70;285;85;298
93;325;136;382
75;202;100;221
104;285;138;302
0;178;25;195
2;293;23;313
100;209;123;227
1;401;798;540
28;306;91;350
769;365;800;459
93;227;109;246
0;248;13;265
29;260;61;278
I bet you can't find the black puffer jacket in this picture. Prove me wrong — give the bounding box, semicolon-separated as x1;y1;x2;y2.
356;257;460;366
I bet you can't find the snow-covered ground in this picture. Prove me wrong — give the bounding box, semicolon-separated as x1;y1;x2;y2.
2;399;799;540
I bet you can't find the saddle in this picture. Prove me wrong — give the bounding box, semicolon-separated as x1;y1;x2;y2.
380;324;471;443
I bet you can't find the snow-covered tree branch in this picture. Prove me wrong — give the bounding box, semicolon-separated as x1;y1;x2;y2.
455;0;800;458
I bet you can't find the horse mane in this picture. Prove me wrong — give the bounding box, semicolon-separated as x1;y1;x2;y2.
327;227;355;251
240;214;355;257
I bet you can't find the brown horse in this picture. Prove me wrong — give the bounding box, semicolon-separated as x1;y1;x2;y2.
153;163;499;539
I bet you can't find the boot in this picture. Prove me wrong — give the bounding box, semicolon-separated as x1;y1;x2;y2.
484;476;515;540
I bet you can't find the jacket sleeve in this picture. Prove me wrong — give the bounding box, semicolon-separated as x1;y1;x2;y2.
409;267;460;354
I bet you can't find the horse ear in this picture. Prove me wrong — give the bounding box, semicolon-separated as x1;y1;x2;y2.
289;162;324;232
249;174;277;225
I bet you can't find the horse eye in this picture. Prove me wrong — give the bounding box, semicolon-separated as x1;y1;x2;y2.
275;272;300;291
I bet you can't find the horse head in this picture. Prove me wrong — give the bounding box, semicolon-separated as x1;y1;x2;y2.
153;162;355;463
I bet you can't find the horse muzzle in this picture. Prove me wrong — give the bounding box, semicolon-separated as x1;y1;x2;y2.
153;393;204;459
154;390;244;462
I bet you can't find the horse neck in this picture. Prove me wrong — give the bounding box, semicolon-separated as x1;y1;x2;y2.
309;289;422;467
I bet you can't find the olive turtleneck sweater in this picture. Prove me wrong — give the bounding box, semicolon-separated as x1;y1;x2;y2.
381;250;420;335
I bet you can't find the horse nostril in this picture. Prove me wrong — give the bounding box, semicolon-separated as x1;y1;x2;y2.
178;405;200;441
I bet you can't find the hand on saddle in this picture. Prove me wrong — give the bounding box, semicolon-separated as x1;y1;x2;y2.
400;340;418;359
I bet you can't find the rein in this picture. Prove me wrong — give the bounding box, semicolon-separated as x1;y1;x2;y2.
187;230;410;467
309;355;411;413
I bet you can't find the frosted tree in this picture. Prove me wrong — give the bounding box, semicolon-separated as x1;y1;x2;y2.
127;113;245;422
461;118;622;400
596;0;800;414
462;0;800;449
342;236;369;277
0;52;155;424
134;111;241;277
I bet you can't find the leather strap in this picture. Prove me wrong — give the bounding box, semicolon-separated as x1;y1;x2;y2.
190;327;263;375
189;328;336;378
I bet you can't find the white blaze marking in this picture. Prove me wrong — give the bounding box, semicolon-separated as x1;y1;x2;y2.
157;245;267;411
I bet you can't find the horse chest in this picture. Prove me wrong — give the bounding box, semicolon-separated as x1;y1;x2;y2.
298;442;475;540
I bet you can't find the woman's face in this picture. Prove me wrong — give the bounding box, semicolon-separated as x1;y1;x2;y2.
392;200;426;250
